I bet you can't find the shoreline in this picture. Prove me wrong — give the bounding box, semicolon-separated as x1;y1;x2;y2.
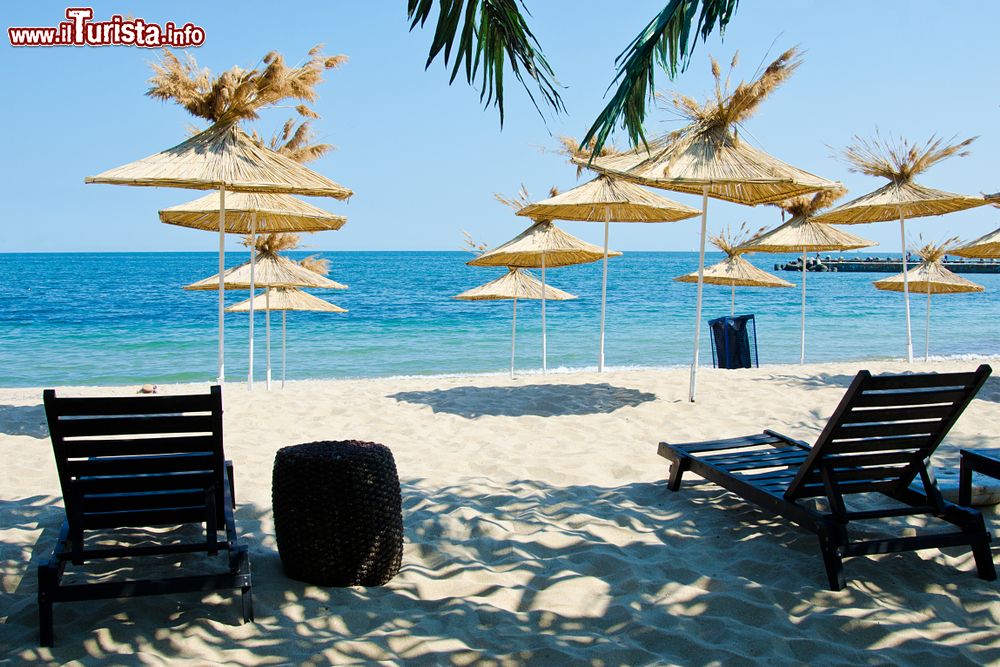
3;358;999;663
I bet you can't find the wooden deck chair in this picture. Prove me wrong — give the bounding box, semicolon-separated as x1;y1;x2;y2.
39;386;253;646
659;365;996;590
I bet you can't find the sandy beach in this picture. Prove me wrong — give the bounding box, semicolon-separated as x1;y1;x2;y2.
2;358;999;665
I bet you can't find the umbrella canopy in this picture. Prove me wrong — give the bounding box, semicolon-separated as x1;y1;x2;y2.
87;121;353;198
225;287;348;312
811;134;987;363
516;174;698;372
873;242;984;361
455;268;576;378
467;220;620;268
185;252;347;290
739;191;876;364
675;255;794;288
160;191;347;233
227;287;346;389
454;268;576;301
952;226;1000;258
574;48;839;401
516;175;701;222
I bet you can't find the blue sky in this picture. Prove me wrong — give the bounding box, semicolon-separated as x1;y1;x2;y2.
2;1;998;253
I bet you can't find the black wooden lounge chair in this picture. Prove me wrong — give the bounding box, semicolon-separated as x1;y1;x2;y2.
39;386;253;646
659;365;996;591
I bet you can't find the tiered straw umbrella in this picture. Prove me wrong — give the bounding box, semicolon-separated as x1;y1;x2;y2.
468;220;619;372
454;268;576;378
577;49;839;400
953;198;1000;258
813;135;987;363
873;240;984;361
161;192;346;388
226;288;347;388
739;190;876;363
86;120;352;383
675;226;793;315
186;244;346;388
515;174;699;371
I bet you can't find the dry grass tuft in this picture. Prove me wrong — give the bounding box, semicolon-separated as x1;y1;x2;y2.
841;133;976;183
914;236;962;264
242;232;301;255
494;184;535;211
775;186;848;218
710;222;767;257
299;254;330;275
461;230;490;256
557;136;622;177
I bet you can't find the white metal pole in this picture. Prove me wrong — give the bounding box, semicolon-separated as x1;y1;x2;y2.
599;219;610;372
689;186;709;402
217;186;226;384
510;297;517;379
730;284;735;317
800;248;807;364
899;210;914;363
925;286;931;362
541;254;547;374
247;212;256;390
282;310;287;388
265;288;272;390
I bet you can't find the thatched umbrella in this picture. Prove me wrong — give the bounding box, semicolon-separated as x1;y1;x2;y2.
953;221;1000;259
516;172;699;372
675;226;793;316
226;287;346;389
873;240;984;361
576;48;839;400
739;190;876;363
468;220;619;372
160;192;347;388
454;268;576;378
87;120;352;383
186;239;346;388
812;134;988;362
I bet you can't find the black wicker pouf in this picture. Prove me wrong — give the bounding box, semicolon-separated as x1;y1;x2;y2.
272;440;403;586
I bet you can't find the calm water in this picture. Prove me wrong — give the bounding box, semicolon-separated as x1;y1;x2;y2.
0;251;997;387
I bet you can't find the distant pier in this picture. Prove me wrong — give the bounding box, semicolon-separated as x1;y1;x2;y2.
775;257;1000;274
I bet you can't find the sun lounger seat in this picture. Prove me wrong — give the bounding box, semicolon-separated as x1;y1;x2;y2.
38;385;253;646
659;365;996;590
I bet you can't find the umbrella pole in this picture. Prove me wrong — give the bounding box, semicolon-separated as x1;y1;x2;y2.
899;211;914;363
800;249;807;364
730;284;735;317
599;219;609;372
248;212;257;390
541;254;547;374
217;185;226;384
511;297;517;379
925;286;931;362
689;186;709;403
282;310;287;388
265;289;272;391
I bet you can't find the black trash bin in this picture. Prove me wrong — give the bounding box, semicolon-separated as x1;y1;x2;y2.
709;314;758;369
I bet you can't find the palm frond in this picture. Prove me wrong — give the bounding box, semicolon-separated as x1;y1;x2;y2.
579;0;740;158
841;133;977;183
407;0;564;126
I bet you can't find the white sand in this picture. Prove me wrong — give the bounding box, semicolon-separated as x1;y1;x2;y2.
2;359;999;665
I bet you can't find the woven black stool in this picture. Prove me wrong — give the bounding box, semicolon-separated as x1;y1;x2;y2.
272;440;403;586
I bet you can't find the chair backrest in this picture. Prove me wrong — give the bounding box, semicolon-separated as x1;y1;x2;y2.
43;386;225;532
785;365;991;500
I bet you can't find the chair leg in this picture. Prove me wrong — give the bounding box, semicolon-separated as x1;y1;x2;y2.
667;456;690;492
968;514;997;582
38;564;55;647
241;586;255;623
817;528;845;591
959;457;973;507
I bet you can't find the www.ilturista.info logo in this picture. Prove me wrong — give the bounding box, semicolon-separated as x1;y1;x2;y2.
8;7;205;48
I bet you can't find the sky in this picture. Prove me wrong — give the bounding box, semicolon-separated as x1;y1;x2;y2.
2;1;999;253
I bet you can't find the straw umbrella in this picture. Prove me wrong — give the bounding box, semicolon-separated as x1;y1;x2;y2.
186;238;346;388
468;220;619;372
226;287;346;388
87;120;352;383
739;190;876;363
675;226;793;316
953;197;1000;258
873;240;984;361
577;48;839;400
454;268;576;378
160;191;346;388
812;134;988;363
515;173;700;372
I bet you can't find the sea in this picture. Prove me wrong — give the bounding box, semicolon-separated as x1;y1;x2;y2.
1;251;997;387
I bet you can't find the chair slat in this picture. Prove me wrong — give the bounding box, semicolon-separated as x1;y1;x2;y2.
832;420;942;439
73;471;215;495
48;393;217;417
852;389;969;407
56;415;215;438
863;371;978;390
53;435;218;458
826;435;934;454
66;453;215;477
839;404;954;424
81;507;210;530
82;490;207;513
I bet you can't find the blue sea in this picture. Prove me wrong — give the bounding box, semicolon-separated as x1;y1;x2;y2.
1;251;997;387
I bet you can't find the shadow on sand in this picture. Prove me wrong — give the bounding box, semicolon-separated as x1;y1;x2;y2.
388;383;657;417
0;404;48;438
